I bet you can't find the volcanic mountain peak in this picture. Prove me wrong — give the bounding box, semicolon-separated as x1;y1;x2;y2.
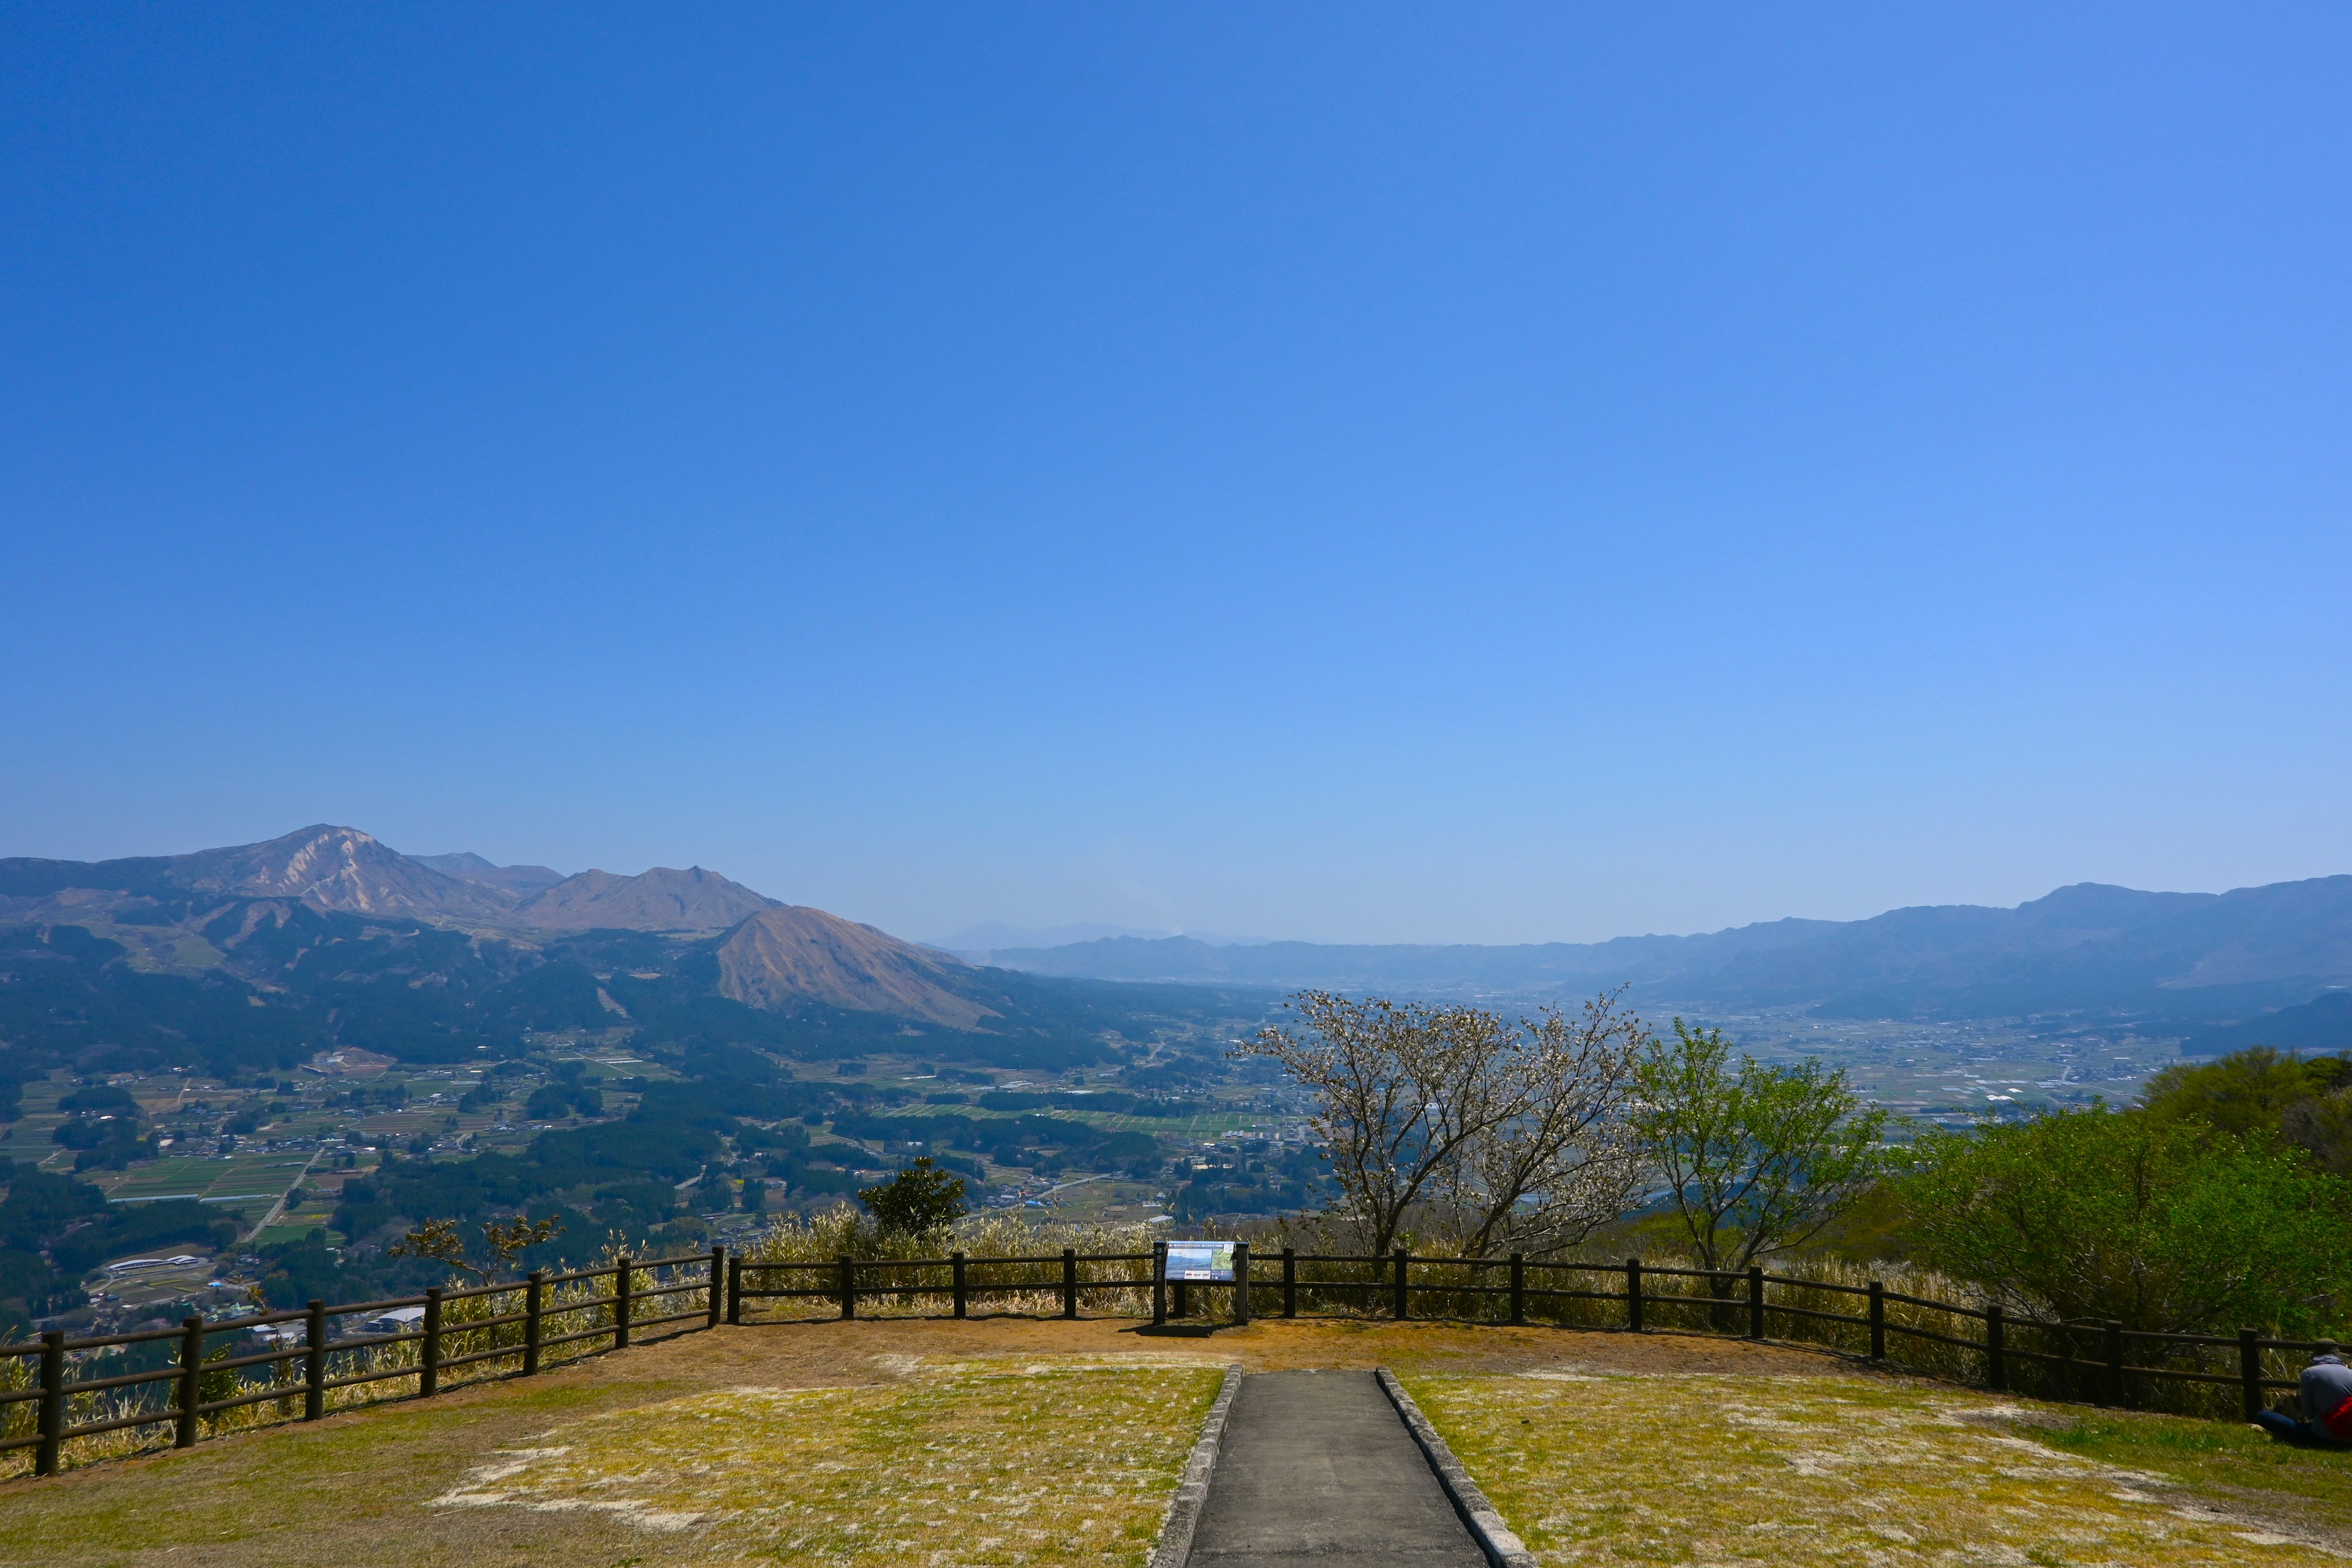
515;865;777;931
717;904;990;1029
169;824;517;919
412;851;568;895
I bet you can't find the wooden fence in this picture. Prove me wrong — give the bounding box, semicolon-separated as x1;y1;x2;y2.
1;1248;722;1478
733;1245;2337;1425
7;1243;2336;1478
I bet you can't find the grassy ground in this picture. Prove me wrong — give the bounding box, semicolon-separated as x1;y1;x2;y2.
0;1319;1234;1568
10;1316;2350;1566
428;1361;1218;1564
1404;1363;2352;1565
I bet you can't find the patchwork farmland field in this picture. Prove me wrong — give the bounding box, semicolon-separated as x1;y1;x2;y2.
91;1153;311;1207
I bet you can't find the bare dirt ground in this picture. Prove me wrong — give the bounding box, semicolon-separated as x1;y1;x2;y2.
7;1314;2342;1566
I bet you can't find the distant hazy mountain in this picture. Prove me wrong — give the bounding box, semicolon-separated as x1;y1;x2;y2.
984;877;2352;1033
720;905;990;1028
0;827;773;935
413;851;567;895
930;921;1275;952
0;827;1274;1074
0;824;518;922
513;865;776;930
930;921;1176;951
13;827;2352;1046
2187;989;2352;1057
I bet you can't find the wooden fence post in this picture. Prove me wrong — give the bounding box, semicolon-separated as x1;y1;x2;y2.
951;1251;967;1319
1509;1254;1526;1326
304;1300;328;1420
1282;1247;1297;1319
1626;1258;1643;1333
839;1255;856;1321
726;1256;744;1325
524;1271;544;1374
1234;1243;1250;1326
1153;1241;1167;1326
1867;1281;1885;1362
1986;1305;2006;1392
1392;1248;1409;1321
2104;1319;2125;1408
421;1287;442;1398
614;1256;633;1349
1062;1248;1077;1320
1747;1266;1765;1339
2241;1330;2264;1422
175;1316;203;1448
707;1245;726;1329
35;1330;63;1477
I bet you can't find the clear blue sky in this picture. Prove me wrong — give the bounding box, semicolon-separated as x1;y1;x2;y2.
5;6;2348;944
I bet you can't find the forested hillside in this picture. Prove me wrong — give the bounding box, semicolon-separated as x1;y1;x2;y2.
0;910;1264;1082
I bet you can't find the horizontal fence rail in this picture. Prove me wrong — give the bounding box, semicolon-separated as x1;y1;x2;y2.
8;1241;2335;1480
1;1248;725;1478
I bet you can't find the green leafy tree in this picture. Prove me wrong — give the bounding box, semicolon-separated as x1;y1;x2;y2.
859;1157;965;1240
388;1213;566;1283
2140;1047;2352;1139
1629;1020;1891;1290
2141;1047;2352;1176
1899;1106;2352;1334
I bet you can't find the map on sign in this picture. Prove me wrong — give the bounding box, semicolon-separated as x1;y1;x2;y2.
1166;1241;1235;1281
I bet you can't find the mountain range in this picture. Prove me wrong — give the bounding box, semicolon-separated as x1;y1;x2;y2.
0;825;778;933
9;827;2352;1053
0;827;1278;1082
0;825;985;1031
978;877;2352;1046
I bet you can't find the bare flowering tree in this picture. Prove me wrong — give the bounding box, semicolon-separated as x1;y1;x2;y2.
1433;991;1648;1257
1237;989;1646;1258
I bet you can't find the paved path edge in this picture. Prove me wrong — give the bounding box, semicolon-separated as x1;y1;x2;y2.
1376;1368;1540;1568
1148;1363;1245;1568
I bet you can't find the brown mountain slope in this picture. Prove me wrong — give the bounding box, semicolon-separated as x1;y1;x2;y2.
172;825;519;920
413;852;568;896
717;905;992;1029
515;866;777;930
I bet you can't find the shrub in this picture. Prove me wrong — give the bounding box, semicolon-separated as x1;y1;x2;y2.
1899;1106;2352;1335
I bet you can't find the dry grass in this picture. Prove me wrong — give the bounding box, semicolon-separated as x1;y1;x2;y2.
1403;1366;2352;1566
429;1358;1220;1565
15;1312;2351;1567
0;1321;1233;1568
0;1257;715;1480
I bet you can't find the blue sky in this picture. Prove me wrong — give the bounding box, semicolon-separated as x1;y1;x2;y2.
4;6;2348;944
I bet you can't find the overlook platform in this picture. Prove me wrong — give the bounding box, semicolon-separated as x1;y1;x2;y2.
6;1317;2350;1566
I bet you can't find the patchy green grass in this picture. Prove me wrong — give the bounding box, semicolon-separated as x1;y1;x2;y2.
0;1352;1221;1568
2031;1409;2352;1532
1404;1368;2352;1565
434;1359;1218;1564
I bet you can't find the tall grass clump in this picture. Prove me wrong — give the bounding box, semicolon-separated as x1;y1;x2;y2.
736;1210;1161;1320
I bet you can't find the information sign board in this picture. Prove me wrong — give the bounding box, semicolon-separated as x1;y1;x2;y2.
1164;1241;1235;1281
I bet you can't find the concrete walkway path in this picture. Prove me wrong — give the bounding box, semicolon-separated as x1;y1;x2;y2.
1185;1368;1488;1567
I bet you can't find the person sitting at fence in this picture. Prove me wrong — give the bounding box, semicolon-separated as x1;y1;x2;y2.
2253;1349;2352;1448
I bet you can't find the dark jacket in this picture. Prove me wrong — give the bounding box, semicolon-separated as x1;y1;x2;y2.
2299;1354;2352;1439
